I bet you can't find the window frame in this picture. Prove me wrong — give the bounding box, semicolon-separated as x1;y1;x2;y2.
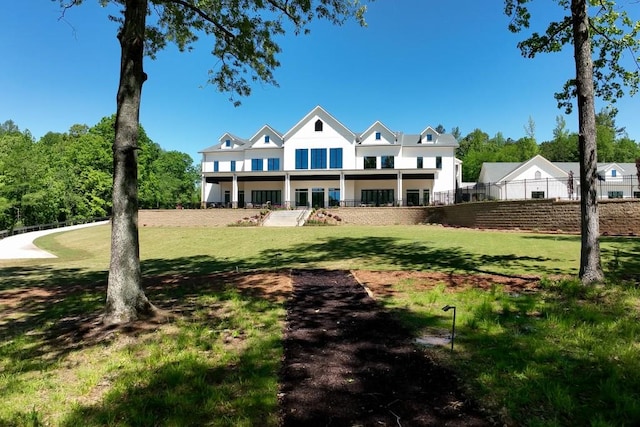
311;148;327;169
267;158;280;171
251;158;263;171
381;155;395;169
295;149;308;170
329;148;343;169
364;156;377;169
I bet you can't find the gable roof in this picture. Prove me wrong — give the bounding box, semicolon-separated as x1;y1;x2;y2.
479;155;638;182
248;125;284;147
358;121;396;144
282;105;356;142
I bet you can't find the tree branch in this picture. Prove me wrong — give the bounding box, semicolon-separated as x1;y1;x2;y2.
158;0;236;43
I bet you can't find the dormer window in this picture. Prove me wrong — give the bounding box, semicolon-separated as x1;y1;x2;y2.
264;135;270;143
225;139;231;147
612;169;617;177
375;132;381;140
426;134;433;142
315;119;323;132
535;171;541;180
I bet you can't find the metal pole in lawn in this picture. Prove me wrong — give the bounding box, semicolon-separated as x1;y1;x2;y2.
442;305;456;352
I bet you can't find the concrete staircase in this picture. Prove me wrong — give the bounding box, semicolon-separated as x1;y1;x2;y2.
263;209;310;227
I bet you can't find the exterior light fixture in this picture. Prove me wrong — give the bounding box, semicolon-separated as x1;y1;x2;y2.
442;305;457;352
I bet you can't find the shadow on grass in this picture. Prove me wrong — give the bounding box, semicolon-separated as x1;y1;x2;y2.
60;336;282;426
261;236;564;277
377;279;640;426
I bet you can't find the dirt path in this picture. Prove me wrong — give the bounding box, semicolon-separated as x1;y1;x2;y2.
279;269;490;426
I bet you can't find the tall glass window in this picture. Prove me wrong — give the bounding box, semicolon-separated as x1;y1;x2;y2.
267;158;280;171
329;148;343;169
406;189;419;206
251;190;281;205
381;156;394;169
435;156;442;169
214;161;219;172
251;158;263;171
295;149;308;169
311;148;327;169
361;189;394;206
329;188;341;207
295;189;309;207
364;156;376;169
230;160;236;172
312;188;325;208
417;157;423;168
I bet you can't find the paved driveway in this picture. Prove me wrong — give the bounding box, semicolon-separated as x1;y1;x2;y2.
0;221;110;260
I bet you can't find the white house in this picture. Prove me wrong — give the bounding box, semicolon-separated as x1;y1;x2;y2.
475;154;639;201
200;106;461;208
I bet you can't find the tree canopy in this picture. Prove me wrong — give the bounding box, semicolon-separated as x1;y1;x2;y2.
0;117;199;231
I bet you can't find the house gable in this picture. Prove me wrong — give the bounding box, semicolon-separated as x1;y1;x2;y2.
358;121;397;145
420;126;439;144
283;106;356;145
248;125;284;149
499;155;569;183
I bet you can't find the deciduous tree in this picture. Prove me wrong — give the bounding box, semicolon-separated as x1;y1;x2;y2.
58;0;368;324
505;0;640;284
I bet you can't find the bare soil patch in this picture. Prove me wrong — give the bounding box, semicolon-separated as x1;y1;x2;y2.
279;269;497;426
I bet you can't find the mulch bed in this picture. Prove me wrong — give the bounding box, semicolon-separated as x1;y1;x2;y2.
279;269;491;426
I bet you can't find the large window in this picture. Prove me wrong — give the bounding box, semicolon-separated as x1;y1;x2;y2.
329;188;340;207
311;148;327;169
608;191;623;199
267;158;280;171
295;149;308;170
381;156;394;169
230;160;236;172
364;156;377;169
251;158;263;171
417;157;423;168
531;191;545;199
295;189;308;207
406;189;419;206
329;148;343;169
312;188;325;208
251;190;281;205
435;156;442;169
361;189;394;206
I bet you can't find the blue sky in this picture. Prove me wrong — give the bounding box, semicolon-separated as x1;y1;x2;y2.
2;1;638;165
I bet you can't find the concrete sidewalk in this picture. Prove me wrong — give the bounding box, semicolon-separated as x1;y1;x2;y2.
0;221;110;260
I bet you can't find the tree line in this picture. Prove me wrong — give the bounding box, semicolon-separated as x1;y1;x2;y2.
451;108;639;182
0;116;199;230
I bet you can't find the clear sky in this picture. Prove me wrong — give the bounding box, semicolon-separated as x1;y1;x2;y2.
2;1;639;165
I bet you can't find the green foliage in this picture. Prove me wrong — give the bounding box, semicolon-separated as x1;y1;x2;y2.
505;0;640;114
0;116;199;228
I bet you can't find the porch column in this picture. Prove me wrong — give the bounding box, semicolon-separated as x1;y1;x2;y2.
340;172;346;206
232;175;238;208
397;171;403;206
200;174;206;208
285;173;291;209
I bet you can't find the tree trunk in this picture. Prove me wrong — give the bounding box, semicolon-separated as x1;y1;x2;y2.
104;0;154;324
572;0;604;284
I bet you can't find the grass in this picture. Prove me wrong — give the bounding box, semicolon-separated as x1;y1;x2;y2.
1;224;639;426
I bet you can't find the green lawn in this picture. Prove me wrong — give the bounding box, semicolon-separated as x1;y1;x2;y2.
1;224;639;426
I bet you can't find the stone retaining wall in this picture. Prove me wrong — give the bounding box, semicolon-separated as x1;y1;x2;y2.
138;200;640;236
139;209;265;227
424;199;640;236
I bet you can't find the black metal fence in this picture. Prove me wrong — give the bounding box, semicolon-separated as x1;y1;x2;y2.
0;216;111;240
434;174;640;203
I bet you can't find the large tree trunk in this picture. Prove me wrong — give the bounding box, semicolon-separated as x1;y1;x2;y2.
572;0;604;284
104;0;154;324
